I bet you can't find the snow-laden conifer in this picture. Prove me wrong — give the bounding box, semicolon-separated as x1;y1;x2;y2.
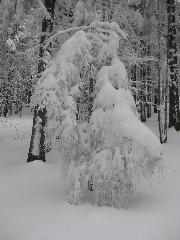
89;48;162;207
32;18;162;208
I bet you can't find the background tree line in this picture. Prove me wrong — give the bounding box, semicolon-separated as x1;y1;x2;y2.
0;0;179;162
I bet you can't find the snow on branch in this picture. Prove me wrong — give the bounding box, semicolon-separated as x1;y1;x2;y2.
45;21;129;48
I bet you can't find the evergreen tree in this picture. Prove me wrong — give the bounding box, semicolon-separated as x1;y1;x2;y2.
31;18;162;207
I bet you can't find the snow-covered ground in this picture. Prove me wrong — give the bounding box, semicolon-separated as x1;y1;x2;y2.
0;113;180;240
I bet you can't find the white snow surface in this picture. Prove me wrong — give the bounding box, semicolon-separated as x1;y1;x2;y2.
0;113;180;240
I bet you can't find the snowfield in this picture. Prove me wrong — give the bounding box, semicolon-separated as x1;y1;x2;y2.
0;114;180;240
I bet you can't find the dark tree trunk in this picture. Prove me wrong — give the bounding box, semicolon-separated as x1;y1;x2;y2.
146;64;151;118
38;0;56;75
27;107;47;162
88;76;94;120
145;45;151;119
140;41;147;123
101;0;114;22
102;0;106;22
157;0;167;143
107;0;113;21
2;92;9;117
139;0;147;122
154;89;158;113
27;0;56;163
157;1;163;143
167;0;179;128
131;65;137;102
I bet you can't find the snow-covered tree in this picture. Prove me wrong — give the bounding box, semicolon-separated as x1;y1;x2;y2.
31;16;162;208
88;26;162;208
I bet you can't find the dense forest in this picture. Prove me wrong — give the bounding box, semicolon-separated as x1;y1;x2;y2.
0;1;180;239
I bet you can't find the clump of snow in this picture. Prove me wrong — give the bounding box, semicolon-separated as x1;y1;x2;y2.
6;38;16;52
55;92;78;164
38;73;58;90
97;32;119;65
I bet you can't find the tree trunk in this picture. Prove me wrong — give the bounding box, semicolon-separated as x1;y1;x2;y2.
154;89;158;113
131;65;137;102
27;107;47;162
38;0;56;75
27;0;56;163
157;0;167;143
102;0;107;22
140;42;147;123
167;0;179;128
139;0;147;122
145;45;151;119
146;65;152;119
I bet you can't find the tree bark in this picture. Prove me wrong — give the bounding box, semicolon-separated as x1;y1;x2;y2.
157;0;167;143
140;40;147;123
167;0;179;128
27;0;56;163
27;106;47;162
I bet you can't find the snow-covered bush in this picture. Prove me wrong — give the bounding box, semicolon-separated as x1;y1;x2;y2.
33;19;162;208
